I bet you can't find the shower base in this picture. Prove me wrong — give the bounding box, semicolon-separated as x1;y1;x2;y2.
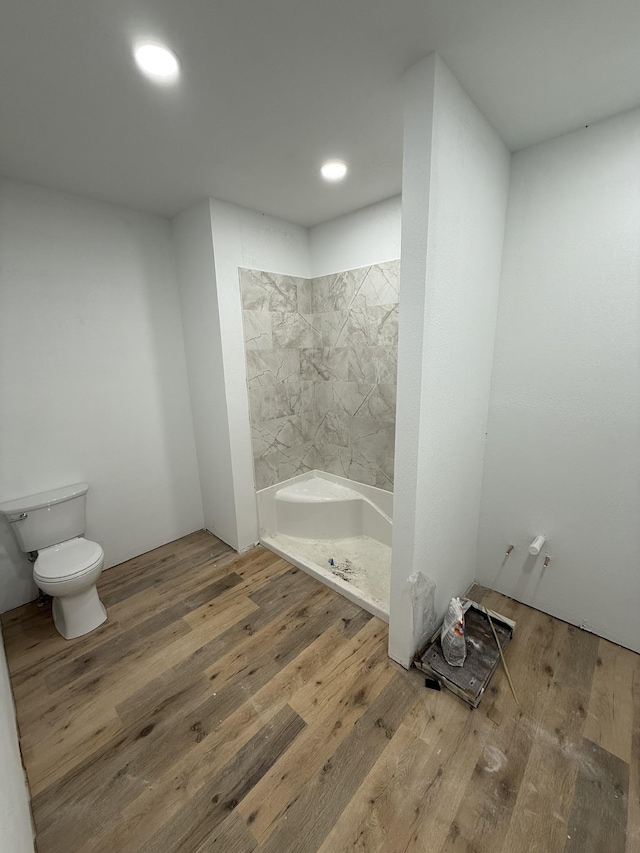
257;471;392;621
262;533;391;621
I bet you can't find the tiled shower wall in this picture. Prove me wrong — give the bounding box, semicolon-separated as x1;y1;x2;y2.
241;270;318;490
240;260;399;491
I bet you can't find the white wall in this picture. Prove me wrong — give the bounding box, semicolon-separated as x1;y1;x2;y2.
172;202;238;547
477;109;640;653
173;198;310;551
309;195;402;277
0;631;34;852
389;55;510;667
0;179;203;611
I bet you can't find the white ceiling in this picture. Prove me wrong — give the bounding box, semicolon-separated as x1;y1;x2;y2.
2;0;640;227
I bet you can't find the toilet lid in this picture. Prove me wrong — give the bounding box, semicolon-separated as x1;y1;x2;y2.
34;538;103;582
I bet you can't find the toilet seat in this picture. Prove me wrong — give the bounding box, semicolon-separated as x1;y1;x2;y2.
34;537;103;584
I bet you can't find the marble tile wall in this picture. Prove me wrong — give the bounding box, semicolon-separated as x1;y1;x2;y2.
240;268;318;490
240;259;400;491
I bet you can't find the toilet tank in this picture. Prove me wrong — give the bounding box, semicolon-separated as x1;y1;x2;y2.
0;483;89;552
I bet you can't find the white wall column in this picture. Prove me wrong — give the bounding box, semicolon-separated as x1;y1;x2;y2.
172;202;238;548
390;54;510;666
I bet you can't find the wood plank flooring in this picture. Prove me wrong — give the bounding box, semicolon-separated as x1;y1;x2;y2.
2;530;638;853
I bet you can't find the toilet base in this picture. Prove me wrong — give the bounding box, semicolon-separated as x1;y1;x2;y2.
52;586;107;640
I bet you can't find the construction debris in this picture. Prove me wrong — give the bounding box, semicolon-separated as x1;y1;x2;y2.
413;600;516;708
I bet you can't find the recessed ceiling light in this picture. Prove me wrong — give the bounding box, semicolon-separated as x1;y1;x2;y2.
320;160;348;182
134;43;180;82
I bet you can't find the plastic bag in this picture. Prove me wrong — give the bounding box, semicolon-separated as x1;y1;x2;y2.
441;597;466;666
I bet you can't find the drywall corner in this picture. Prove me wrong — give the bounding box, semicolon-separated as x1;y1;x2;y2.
309;195;402;277
172;201;238;548
390;54;510;667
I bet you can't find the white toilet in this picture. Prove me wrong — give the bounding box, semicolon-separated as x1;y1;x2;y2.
0;483;107;640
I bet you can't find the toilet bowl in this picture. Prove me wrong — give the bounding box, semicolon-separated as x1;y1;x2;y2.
0;482;108;640
34;537;107;640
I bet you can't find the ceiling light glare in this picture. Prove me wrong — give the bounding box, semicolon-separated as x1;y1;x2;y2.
134;43;180;82
320;160;348;182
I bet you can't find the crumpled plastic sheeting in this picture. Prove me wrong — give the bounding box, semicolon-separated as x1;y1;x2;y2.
403;570;437;657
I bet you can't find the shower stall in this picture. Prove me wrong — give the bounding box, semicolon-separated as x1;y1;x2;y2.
240;260;399;619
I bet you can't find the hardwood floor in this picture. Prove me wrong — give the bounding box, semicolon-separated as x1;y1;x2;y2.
2;530;638;852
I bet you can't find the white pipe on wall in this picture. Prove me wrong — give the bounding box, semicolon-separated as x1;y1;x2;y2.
528;535;546;556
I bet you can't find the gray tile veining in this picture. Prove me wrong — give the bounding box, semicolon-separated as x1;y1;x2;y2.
337;382;396;422
272;312;320;349
314;380;334;418
332;381;372;417
300;347;349;382
372;305;399;346
296;278;313;314
349;416;396;458
276;443;318;481
246;349;300;387
251;415;306;457
240;260;400;490
243;310;273;350
312;273;351;313
353;262;400;306
349;450;395;491
300;411;319;442
347;347;377;383
316;409;351;448
253;454;280;490
373;346;398;385
300;380;316;414
315;311;350;347
319;444;395;491
347;306;380;346
348;346;397;385
253;443;318;489
240;268;299;312
249;378;301;422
